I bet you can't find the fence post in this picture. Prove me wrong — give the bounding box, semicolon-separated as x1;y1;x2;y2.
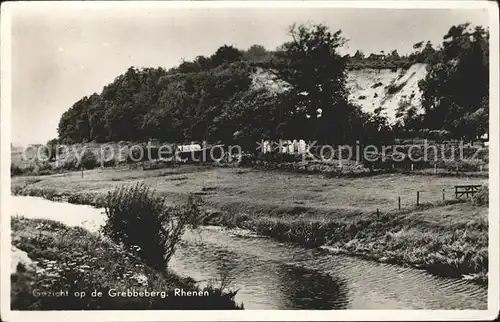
417;191;420;205
442;189;445;201
398;196;401;210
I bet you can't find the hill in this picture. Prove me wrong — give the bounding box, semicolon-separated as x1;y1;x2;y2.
252;63;428;123
53;23;488;145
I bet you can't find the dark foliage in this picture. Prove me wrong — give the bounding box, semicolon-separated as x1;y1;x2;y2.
102;183;201;270
56;22;488;147
418;24;489;139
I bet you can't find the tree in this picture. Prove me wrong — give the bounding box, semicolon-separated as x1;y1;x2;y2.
413;41;424;50
178;60;202;73
353;50;365;59
214;88;286;150
394;97;423;134
194;55;212;70
270;23;350;143
420;41;436;63
363;107;392;144
210;45;243;67
243;44;269;62
389;50;400;59
418;23;489;139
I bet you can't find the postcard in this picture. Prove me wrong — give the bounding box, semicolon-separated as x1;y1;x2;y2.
1;1;498;321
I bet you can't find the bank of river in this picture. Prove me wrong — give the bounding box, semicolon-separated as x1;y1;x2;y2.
11;196;487;309
11;168;488;284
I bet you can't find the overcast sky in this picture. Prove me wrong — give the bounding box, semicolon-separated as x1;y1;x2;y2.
9;4;490;145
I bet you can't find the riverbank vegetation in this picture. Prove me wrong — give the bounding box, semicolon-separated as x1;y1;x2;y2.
11;217;243;310
102;183;202;270
11;184;243;310
11;168;488;284
205;200;488;284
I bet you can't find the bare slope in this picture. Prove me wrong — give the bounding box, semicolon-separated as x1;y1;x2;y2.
346;63;428;121
253;63;429;122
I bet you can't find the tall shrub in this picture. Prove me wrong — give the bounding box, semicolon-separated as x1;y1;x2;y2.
80;149;98;170
101;183;200;270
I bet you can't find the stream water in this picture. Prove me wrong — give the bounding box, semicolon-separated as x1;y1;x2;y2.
11;196;487;309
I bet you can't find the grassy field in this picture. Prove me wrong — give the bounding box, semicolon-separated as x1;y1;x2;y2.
11;216;243;310
11;165;486;211
11;165;489;283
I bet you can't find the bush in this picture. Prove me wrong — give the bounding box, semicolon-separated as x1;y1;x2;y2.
100;158;116;168
256;151;303;163
59;157;78;171
42;144;58;161
33;161;53;175
386;82;405;95
11;164;23;176
80;149;98;170
473;184;488;206
102;183;201;270
126;145;147;163
437;159;484;172
143;160;173;171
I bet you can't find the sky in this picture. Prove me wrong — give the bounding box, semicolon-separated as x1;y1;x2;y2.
9;4;490;146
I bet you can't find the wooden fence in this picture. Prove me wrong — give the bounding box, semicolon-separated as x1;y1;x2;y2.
388;185;482;213
455;185;483;199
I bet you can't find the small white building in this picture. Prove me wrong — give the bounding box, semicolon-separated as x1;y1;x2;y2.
177;143;202;153
263;140;272;153
480;133;489;146
298;140;307;154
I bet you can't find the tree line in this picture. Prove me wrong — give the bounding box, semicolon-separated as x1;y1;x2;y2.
56;22;489;150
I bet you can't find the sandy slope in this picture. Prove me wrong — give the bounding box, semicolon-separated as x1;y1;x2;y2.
346;63;428;121
253;63;429;122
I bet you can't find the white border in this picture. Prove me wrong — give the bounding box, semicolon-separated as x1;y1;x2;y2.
1;1;499;321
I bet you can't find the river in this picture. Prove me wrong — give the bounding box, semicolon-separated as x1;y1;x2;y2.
11;196;487;309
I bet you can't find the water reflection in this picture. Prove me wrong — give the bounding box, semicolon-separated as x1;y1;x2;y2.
171;226;487;310
12;196;488;310
170;240;348;309
273;264;349;309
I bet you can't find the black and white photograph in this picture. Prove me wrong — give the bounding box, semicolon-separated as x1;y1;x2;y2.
1;1;499;321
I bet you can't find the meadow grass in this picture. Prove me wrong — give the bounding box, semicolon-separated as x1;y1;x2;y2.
11;167;487;212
